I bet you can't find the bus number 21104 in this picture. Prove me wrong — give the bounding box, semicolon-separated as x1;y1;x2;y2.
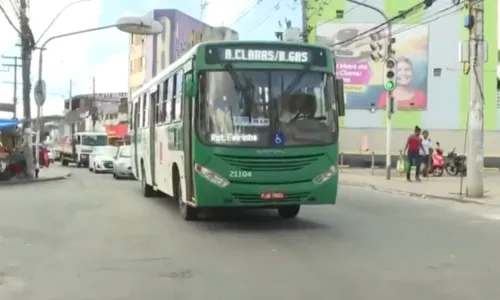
229;171;252;178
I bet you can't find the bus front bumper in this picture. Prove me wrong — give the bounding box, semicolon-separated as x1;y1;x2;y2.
193;174;339;208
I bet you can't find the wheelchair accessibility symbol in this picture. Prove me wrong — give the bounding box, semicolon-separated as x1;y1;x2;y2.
273;131;284;146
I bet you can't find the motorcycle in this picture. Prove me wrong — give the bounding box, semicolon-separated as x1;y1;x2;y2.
445;147;467;176
426;141;444;176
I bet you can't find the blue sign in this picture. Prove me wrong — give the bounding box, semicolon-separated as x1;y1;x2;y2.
273;131;285;146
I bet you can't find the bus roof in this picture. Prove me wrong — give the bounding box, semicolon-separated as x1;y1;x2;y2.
132;41;332;100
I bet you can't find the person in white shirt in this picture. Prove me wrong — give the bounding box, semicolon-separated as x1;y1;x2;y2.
420;130;431;177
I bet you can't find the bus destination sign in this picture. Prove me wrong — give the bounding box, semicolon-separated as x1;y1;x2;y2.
205;45;327;66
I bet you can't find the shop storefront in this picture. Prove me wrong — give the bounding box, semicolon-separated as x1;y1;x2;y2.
105;124;130;146
0;118;22;180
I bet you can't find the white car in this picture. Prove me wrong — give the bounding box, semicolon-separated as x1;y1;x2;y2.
113;145;133;179
89;146;117;173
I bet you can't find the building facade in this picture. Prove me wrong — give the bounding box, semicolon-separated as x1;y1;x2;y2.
128;9;239;93
63;92;128;133
306;0;499;157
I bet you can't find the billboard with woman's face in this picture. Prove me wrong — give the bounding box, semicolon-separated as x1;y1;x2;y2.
316;23;429;111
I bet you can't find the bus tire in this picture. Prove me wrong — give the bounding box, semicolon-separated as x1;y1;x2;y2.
141;165;154;198
278;205;300;219
174;169;197;221
61;159;68;166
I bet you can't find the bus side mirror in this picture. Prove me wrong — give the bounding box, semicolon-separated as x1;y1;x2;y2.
184;73;194;98
335;79;346;116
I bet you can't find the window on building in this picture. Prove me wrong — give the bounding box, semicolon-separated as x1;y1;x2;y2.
161;21;166;41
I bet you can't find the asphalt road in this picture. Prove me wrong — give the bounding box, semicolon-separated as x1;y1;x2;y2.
1;167;500;300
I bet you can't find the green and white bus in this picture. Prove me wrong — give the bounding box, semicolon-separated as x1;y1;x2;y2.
130;40;345;220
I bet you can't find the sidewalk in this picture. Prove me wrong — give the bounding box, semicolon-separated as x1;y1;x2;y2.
0;166;71;186
339;167;500;206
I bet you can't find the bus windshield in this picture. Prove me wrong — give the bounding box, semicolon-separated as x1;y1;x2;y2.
197;70;336;147
81;135;108;146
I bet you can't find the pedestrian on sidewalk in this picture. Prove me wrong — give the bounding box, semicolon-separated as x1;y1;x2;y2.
404;126;425;181
420;130;431;177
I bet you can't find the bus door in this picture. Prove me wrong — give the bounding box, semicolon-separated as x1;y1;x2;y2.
148;85;159;187
132;100;139;178
182;66;195;203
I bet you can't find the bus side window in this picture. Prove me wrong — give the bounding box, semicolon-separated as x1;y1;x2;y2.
335;78;345;116
171;73;178;121
133;101;139;128
161;79;168;122
128;99;133;125
140;94;146;127
166;77;173;123
153;86;160;124
76;135;81;145
175;69;183;121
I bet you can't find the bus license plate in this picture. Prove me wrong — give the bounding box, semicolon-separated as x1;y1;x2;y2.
260;192;284;200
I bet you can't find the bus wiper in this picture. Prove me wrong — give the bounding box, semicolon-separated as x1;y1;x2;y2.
283;64;311;94
224;63;254;120
224;64;246;92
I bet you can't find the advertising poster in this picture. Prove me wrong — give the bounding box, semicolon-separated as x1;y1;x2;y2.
316;23;429;111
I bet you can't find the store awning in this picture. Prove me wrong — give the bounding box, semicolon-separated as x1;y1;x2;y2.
0;118;20;131
105;124;128;139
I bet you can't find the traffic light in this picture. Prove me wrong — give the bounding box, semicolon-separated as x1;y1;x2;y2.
383;57;397;91
369;32;384;61
387;37;396;57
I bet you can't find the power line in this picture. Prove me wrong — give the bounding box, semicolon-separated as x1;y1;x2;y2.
227;0;262;27
312;2;424;48
7;0;19;16
343;0;475;52
245;0;283;33
0;2;21;35
303;0;367;41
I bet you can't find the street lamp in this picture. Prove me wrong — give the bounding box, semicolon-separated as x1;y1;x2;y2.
31;16;163;178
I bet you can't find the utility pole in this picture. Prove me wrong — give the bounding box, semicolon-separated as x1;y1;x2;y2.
200;0;208;21
466;0;485;197
69;79;73;110
91;76;96;131
301;0;308;43
19;0;37;178
1;56;21;118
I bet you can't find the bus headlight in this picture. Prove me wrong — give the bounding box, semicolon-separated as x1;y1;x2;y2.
194;163;229;188
313;165;337;185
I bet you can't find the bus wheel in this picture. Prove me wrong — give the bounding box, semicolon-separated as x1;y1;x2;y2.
278;205;300;219
141;166;154;198
175;173;197;221
61;159;68;166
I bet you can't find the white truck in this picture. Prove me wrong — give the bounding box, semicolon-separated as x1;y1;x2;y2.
53;131;109;167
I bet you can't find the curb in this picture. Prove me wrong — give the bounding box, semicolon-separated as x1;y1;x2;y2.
340;180;491;206
0;172;71;186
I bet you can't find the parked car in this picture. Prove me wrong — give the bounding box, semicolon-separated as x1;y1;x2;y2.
113;145;133;179
89;146;117;173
